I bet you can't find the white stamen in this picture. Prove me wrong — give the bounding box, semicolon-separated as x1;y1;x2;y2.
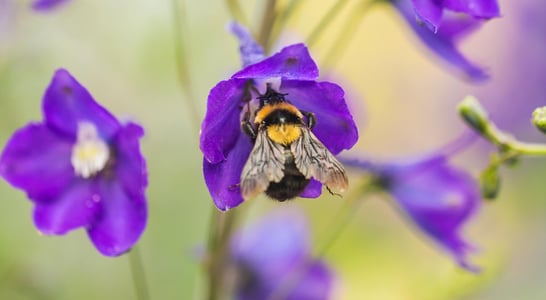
71;122;110;178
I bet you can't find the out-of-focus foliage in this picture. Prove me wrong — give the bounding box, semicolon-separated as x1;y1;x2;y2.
1;0;545;299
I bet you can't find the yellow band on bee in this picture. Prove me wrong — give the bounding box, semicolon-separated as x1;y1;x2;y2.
266;124;302;145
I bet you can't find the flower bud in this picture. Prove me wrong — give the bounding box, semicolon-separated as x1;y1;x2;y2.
458;96;489;134
480;165;501;200
532;106;546;134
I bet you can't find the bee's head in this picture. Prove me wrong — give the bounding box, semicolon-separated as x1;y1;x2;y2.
258;83;288;106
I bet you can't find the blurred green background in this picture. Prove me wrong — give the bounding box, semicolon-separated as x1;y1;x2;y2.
1;0;545;299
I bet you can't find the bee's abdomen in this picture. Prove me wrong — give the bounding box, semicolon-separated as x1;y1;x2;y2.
265;151;309;201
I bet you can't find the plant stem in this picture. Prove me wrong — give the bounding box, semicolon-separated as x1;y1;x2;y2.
257;0;278;53
306;0;351;47
129;245;151;300
225;0;249;26
170;0;201;135
322;0;377;70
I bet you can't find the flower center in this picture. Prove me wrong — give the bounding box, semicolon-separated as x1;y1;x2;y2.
71;122;110;178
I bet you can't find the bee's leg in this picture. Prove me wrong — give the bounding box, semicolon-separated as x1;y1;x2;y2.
241;110;257;140
326;186;342;198
301;111;317;129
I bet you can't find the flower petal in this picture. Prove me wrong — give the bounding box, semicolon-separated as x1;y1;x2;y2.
200;79;249;164
410;0;444;31
286;261;334;300
33;179;100;235
203;135;252;211
0;123;75;202
280;80;358;154
113;122;147;199
32;0;69;11
229;22;265;67
444;0;500;19
87;179;147;256
232;209;310;278
42;69;121;139
395;0;489;81
299;179;322;198
391;157;480;271
233;44;319;81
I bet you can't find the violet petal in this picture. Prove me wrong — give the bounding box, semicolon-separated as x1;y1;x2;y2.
43;69;121;139
229;22;266;67
444;0;500;19
233;44;319;81
113;122;147;199
391;157;480;271
200;79;250;164
395;0;489;81
33;179;100;235
203;135;252;211
32;0;69;11
87;179;147;256
280;80;359;154
0;123;74;202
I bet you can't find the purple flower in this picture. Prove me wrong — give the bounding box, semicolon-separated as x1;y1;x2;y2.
200;23;358;211
409;0;500;32
343;139;481;271
392;0;497;81
32;0;70;11
231;209;334;300
0;69;147;256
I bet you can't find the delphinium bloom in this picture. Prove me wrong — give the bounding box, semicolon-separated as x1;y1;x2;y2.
200;23;358;211
343;138;481;271
32;0;70;11
390;0;500;81
408;0;500;32
231;209;334;300
0;69;147;256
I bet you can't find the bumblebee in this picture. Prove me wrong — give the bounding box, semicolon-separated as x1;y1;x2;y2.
240;84;348;201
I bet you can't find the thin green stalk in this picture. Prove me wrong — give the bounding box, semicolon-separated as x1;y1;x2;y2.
257;0;278;53
268;0;303;51
205;208;240;300
170;0;201;134
322;0;377;70
315;177;374;257
225;0;249;26
129;246;151;300
306;0;351;47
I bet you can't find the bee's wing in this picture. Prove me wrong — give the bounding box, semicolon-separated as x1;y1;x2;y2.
291;127;348;192
240;130;286;200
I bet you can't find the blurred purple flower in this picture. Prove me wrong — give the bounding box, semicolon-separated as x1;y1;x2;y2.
343;138;481;271
200;23;358;211
0;69;147;256
32;0;70;11
408;0;500;32
392;0;496;81
231;209;334;300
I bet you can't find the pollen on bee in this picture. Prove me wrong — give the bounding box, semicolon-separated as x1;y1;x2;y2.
71;122;110;178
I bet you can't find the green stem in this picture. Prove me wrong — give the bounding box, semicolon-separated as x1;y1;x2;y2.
205;207;240;300
316;177;374;257
321;0;377;70
170;0;201;134
225;0;249;26
484;123;546;156
129;245;151;300
306;0;351;47
257;0;278;53
268;0;303;49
